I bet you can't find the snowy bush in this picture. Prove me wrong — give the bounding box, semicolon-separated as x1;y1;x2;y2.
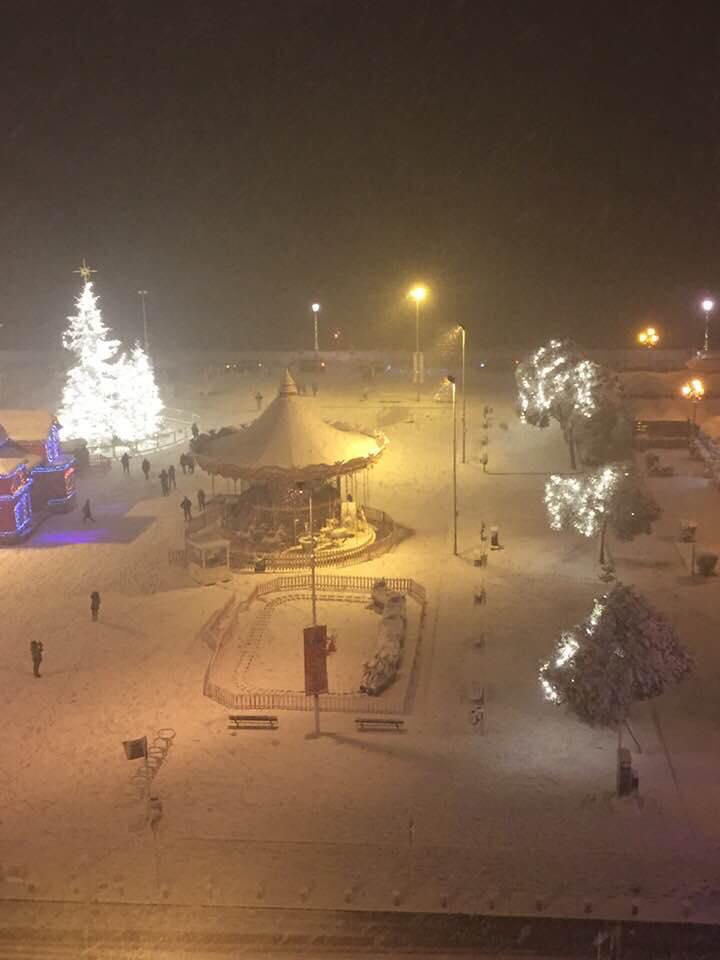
539;583;692;728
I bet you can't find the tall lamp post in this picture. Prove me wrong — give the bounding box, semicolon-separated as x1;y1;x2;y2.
138;289;149;354
701;298;715;355
297;481;320;737
457;324;467;463
681;377;705;438
311;302;321;353
408;285;427;402
447;375;458;556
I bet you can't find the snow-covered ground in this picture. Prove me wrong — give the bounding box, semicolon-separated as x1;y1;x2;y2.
2;367;720;925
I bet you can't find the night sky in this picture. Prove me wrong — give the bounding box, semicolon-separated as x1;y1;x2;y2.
2;0;719;353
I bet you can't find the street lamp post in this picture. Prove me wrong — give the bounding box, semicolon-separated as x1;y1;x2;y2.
681;377;705;439
458;324;467;463
701;298;715;355
311;303;321;353
408;285;427;402
297;481;320;737
447;375;458;556
138;290;149;354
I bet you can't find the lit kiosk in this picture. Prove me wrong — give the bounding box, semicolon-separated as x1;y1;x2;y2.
0;411;76;540
186;534;232;585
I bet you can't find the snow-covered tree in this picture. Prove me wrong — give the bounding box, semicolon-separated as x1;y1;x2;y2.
516;341;627;469
539;583;691;729
60;279;163;446
545;467;660;562
59;281;123;444
116;344;163;444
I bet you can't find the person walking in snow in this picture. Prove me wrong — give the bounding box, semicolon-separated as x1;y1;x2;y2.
186;454;195;474
181;496;193;522
191;422;199;440
141;458;151;480
197;488;206;512
90;591;101;622
81;499;94;524
167;464;176;490
255;391;263;411
159;468;169;496
121;452;130;474
30;639;43;678
179;453;188;475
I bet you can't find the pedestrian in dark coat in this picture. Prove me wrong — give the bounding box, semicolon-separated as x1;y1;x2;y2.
181;496;193;521
255;391;263;410
30;639;43;677
121;452;130;474
141;458;151;480
90;591;101;622
191;422;199;440
167;464;177;490
179;453;188;475
197;488;206;512
81;499;94;523
186;454;195;474
159;469;169;496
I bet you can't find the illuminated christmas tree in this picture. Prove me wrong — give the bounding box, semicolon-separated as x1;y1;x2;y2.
117;344;163;443
60;262;163;445
59;265;123;445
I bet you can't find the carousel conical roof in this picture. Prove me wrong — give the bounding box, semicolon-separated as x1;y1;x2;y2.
193;371;386;482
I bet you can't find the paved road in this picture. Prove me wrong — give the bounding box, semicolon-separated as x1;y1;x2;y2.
3;899;717;959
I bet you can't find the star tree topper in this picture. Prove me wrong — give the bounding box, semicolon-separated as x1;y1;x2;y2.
74;258;97;283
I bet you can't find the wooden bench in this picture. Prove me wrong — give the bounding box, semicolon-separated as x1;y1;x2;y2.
355;717;404;732
228;714;278;730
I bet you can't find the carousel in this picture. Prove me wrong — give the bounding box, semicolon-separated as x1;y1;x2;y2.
191;371;388;568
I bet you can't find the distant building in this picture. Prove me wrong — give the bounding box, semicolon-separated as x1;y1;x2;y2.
0;410;76;540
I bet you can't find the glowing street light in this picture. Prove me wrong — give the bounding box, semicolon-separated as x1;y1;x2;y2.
681;377;705;433
311;302;321;353
408;285;428;402
701;298;715;354
637;326;659;348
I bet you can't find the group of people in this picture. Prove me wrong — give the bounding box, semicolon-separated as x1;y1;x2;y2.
159;465;177;496
120;452;196;481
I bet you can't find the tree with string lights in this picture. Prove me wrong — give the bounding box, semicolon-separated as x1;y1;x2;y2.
516;340;628;469
545;466;660;563
539;582;691;736
60;261;163;446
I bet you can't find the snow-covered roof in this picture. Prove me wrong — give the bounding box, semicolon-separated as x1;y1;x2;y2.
194;370;387;482
0;409;55;443
0;444;43;476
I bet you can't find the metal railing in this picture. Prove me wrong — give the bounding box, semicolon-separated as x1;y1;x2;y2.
201;573;427;715
182;502;402;572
